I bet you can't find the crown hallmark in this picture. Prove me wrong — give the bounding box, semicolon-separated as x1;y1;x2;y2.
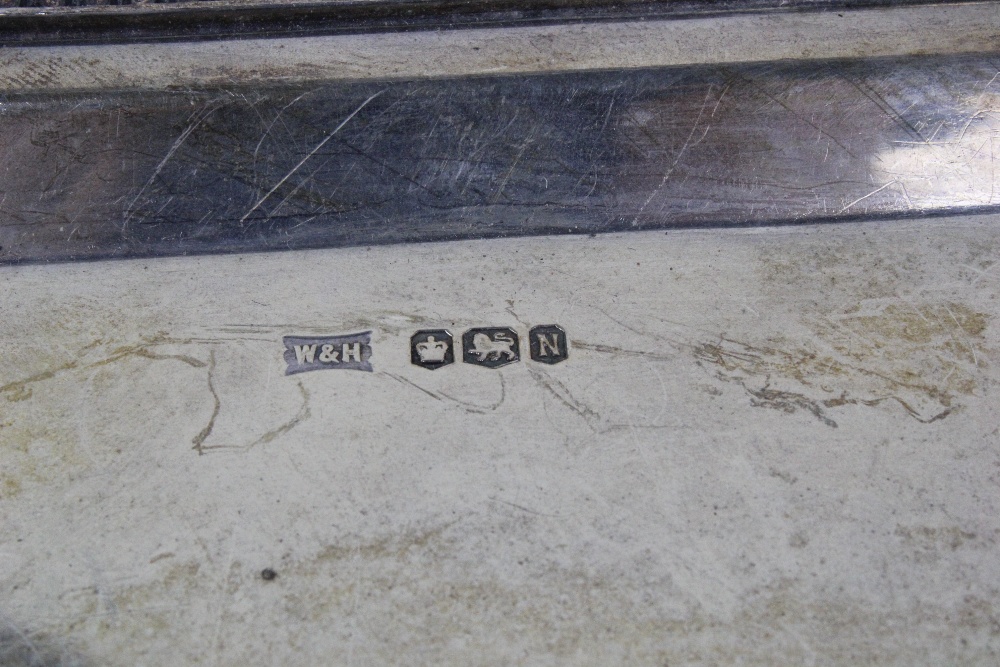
416;336;448;363
410;330;455;369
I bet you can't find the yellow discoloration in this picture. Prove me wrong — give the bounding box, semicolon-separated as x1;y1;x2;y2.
853;303;986;341
695;300;991;425
0;335;205;404
0;474;22;498
0;336;211;497
58;520;1000;666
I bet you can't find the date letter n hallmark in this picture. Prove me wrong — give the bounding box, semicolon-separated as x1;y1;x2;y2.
283;332;373;375
529;325;568;364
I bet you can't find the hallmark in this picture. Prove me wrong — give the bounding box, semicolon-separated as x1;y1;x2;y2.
411;330;454;370
283;331;373;375
529;324;568;364
463;327;520;368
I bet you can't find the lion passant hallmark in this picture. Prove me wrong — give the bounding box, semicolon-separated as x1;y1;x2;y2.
462;327;520;368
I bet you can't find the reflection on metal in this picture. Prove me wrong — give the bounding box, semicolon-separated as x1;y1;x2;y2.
2;53;1000;263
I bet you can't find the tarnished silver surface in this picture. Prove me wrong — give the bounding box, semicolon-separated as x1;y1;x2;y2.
2;3;1000;665
2;217;999;664
2;53;1000;263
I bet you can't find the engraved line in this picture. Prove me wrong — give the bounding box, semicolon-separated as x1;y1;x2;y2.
838;180;897;214
123;101;222;232
238;89;386;225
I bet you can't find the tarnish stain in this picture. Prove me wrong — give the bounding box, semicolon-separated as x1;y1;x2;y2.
35;510;1000;664
315;520;458;564
149;553;176;565
0;336;212;498
691;299;992;425
95;522;1000;664
195;380;311;454
251;381;311;447
1;335;206;403
744;383;840;428
895;525;980;550
191;351;220;455
0;360;75;402
697;340;944;426
831;303;987;372
0;474;22;498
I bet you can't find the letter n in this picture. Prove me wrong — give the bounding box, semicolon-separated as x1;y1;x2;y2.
536;333;560;357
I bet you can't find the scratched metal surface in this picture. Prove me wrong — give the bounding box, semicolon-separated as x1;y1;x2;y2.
2;3;1000;663
1;217;999;665
2;53;1000;264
